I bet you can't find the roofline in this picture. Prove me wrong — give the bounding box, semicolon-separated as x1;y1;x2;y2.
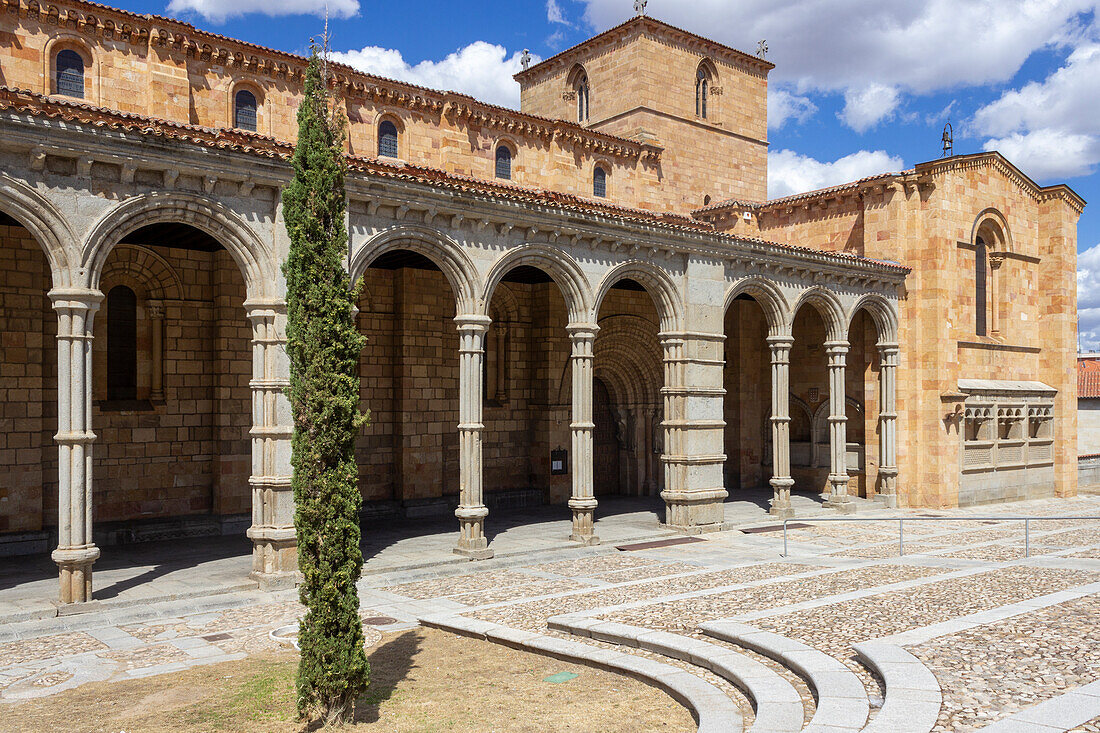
693;151;1087;218
0;88;908;278
514;15;773;83
5;0;658;158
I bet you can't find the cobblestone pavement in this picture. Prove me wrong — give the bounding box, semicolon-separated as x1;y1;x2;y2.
1;494;1098;733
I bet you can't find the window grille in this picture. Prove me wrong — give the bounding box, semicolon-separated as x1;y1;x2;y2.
107;286;137;401
696;68;709;118
56;49;85;99
378;120;399;158
234;89;258;132
495;145;512;180
593;166;607;198
976;238;988;336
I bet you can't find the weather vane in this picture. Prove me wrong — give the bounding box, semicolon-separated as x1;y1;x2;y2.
634;0;647;17
521;49;531;71
757;39;768;59
942;121;954;158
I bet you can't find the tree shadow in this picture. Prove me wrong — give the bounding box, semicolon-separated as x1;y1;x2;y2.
353;629;423;724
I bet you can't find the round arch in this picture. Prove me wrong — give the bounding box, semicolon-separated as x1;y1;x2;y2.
789;286;846;341
594;314;663;406
350;225;478;313
592;260;684;332
98;244;185;301
723;276;790;335
481;244;592;325
971;207;1013;253
82;193;274;298
846;293;899;345
0;174;76;286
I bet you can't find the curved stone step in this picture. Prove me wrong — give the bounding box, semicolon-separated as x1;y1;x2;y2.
420;612;743;733
701;621;869;733
549;615;803;733
851;642;941;733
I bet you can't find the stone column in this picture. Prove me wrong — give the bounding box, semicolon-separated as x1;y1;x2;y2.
823;340;854;513
51;288;102;604
568;324;599;544
767;335;795;518
455;315;493;559
244;299;297;588
876;342;899;507
988;253;1004;336
660;332;728;533
148;300;165;402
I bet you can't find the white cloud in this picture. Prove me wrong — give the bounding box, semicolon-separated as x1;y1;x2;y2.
547;0;572;25
768;88;816;130
972;43;1100;180
166;0;357;22
579;0;1100;96
1079;243;1100;351
839;84;900;133
331;42;538;109
768;149;904;199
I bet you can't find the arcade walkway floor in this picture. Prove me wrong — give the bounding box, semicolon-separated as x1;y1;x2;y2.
0;493;1098;732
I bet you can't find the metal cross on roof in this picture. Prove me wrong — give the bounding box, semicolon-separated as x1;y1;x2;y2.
521;49;532;71
757;39;769;59
634;0;647;17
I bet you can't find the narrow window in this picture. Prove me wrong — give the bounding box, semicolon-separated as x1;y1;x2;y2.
576;74;590;122
495;145;512;180
593;166;607;198
107;285;138;401
696;68;709;118
976;237;988;336
378;120;399;158
56;49;85;99
234;89;258;131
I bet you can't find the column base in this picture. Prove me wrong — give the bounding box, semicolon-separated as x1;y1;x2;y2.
874;493;898;509
456;505;493;560
769;477;795;519
247;526;299;590
52;545;100;605
823;496;857;514
568;498;599;546
661;488;727;533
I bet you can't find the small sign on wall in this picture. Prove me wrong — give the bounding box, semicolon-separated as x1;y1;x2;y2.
551;447;569;475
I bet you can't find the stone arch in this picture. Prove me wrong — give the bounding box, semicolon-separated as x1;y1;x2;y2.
0;174;76;286
594;314;662;406
592;260;684;332
99;244;184;301
789;286;846;341
488;282;520;323
724;276;790;335
846;293;898;345
482;244;592;325
81;193;274;299
971;207;1012;253
350;225;478;313
43;34;99;103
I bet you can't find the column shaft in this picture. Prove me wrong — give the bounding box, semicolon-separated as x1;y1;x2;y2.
568;325;599;545
148;301;165;402
768;336;795;518
51;289;102;604
245;300;297;588
455;315;493;559
824;340;855;513
876;343;899;507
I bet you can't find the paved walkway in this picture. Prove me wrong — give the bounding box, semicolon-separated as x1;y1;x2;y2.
2;493;1098;732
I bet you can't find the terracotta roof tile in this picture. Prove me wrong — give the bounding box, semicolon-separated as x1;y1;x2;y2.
1080;358;1100;398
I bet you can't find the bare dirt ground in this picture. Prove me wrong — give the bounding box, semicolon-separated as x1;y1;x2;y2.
2;627;694;733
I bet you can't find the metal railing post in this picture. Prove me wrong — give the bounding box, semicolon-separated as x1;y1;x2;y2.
1025;518;1030;558
783;519;788;557
899;518;904;556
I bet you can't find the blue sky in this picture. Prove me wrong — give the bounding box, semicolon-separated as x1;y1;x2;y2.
112;0;1100;349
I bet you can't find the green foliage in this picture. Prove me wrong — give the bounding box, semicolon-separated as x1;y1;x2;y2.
282;49;369;725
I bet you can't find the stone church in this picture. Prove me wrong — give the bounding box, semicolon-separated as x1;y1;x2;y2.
0;0;1084;604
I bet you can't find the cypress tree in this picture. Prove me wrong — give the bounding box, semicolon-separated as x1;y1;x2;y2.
282;47;369;725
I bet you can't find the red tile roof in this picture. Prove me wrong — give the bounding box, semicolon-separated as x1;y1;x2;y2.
1081;358;1100;399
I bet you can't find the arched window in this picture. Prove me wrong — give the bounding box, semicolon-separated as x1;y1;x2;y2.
495;145;512;180
696;67;709;118
56;49;85;99
234;89;258;132
577;74;590;122
593;166;607;198
975;236;988;336
378;120;399;158
106;285;137;401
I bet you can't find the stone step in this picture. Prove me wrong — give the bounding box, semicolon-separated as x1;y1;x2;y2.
701;621;870;733
419;612;744;733
549;615;804;733
850;642;941;733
